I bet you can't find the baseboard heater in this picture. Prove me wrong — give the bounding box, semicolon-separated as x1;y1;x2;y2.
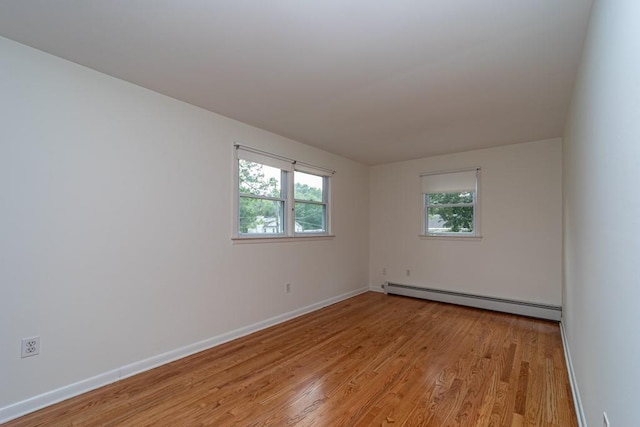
385;282;561;321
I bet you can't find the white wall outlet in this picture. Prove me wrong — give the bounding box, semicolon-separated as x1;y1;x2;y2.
382;267;387;275
406;269;411;277
603;412;610;427
286;283;291;293
21;336;40;358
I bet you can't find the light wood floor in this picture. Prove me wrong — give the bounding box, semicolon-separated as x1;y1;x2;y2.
5;292;577;426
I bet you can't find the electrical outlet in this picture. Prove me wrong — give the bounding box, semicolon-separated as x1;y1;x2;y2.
382;268;387;275
286;283;291;293
21;336;40;358
603;412;610;427
406;269;411;277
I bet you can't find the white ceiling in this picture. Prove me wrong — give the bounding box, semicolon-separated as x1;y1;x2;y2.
0;1;593;165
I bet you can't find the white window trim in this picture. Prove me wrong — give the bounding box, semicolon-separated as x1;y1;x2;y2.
293;172;331;236
231;234;336;243
233;144;335;241
419;167;481;239
418;234;483;241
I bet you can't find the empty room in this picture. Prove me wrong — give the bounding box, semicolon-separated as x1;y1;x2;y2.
1;1;639;426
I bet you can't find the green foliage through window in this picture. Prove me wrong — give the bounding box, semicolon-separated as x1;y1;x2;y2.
294;171;326;233
239;160;282;233
239;160;281;197
295;202;325;231
238;160;328;235
426;192;474;234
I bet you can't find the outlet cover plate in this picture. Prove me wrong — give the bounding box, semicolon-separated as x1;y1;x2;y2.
21;336;40;358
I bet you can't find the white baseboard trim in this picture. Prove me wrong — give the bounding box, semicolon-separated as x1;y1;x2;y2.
368;284;385;293
0;286;369;424
559;321;586;427
385;282;562;321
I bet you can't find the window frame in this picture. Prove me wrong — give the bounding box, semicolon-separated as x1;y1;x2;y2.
420;168;481;239
233;145;334;240
293;171;330;236
238;162;288;236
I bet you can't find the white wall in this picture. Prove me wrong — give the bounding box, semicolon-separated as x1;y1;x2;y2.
369;139;563;305
0;36;369;413
563;0;640;425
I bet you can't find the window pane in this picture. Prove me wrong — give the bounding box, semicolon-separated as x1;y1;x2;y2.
427;206;474;233
294;171;323;202
295;202;326;232
239;159;282;197
428;191;473;205
239;197;284;234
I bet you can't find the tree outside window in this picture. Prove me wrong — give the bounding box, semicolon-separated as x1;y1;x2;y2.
238;159;328;235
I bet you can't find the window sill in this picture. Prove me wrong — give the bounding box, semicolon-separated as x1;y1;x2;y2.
232;234;336;244
419;234;483;241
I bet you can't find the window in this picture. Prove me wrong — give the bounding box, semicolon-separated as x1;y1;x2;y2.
294;170;328;234
421;168;480;237
238;159;286;234
235;145;333;238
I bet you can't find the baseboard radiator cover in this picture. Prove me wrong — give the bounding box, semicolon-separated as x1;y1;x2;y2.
385;282;561;321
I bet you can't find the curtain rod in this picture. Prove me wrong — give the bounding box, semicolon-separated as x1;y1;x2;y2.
235;143;336;175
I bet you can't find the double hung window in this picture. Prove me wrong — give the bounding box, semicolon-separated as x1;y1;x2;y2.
421;168;480;237
238;158;287;234
293;166;329;234
235;146;332;238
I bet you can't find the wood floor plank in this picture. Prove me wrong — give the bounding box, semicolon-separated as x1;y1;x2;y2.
3;292;578;426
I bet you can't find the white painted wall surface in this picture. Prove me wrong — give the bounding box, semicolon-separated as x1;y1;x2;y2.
563;0;640;425
369;139;563;305
0;37;369;411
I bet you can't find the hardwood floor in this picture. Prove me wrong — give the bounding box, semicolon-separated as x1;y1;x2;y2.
4;292;577;426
